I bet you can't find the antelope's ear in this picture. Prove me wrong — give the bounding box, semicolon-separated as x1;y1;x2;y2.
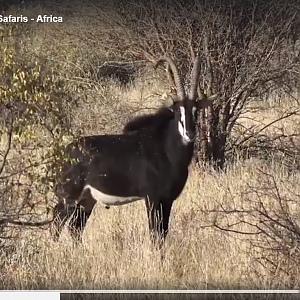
162;93;177;110
196;94;217;109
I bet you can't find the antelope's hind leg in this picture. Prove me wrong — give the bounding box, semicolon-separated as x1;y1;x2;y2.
67;196;97;243
51;200;76;242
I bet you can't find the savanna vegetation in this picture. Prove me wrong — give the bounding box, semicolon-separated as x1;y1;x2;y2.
0;0;300;299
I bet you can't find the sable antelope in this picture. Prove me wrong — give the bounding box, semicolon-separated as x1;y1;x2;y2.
51;56;216;247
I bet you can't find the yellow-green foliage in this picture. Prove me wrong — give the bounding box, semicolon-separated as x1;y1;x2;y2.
0;23;75;205
0;24;69;142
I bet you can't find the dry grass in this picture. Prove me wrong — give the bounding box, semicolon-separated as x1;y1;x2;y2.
1;159;300;292
1;3;300;298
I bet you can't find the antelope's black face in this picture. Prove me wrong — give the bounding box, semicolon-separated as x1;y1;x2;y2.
173;100;199;145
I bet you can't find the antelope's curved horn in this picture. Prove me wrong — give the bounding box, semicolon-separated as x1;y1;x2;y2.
155;56;185;101
188;56;201;100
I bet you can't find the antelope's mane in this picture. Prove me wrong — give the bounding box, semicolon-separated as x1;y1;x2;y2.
122;107;174;134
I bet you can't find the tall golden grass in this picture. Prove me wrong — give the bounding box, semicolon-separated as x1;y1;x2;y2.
1;158;300;293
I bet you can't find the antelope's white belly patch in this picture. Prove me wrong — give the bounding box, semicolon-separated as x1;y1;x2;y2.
81;184;143;207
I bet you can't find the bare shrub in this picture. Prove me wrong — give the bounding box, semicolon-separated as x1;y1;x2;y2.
90;61;137;86
202;166;300;287
89;0;300;169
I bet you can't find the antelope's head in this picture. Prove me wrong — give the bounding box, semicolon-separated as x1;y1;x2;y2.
156;56;217;144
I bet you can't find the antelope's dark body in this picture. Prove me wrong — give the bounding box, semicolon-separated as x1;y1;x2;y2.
51;56;215;247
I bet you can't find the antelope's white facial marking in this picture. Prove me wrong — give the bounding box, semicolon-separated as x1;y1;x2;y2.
192;106;197;120
178;106;191;145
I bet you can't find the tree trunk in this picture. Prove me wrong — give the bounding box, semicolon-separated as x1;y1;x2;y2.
197;102;229;170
